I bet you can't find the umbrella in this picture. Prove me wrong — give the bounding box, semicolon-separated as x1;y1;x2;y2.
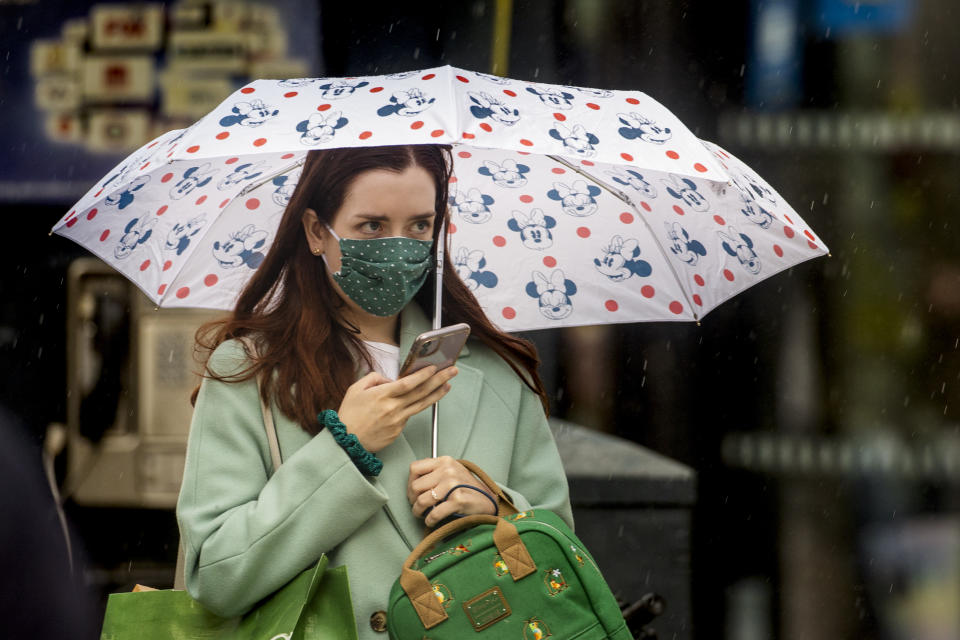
52;65;825;328
51;65;828;451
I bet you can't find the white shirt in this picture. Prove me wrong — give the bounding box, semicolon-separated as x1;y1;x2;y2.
362;340;400;380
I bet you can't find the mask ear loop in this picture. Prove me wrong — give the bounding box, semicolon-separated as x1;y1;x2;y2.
322;223;341;275
324;223;342;242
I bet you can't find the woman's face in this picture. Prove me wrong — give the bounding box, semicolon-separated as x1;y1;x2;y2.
302;165;437;317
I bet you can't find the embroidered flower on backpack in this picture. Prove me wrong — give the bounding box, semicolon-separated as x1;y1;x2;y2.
570;545;586;566
544;568;569;596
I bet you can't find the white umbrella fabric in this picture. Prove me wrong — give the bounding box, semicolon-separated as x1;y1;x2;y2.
52;65;827;330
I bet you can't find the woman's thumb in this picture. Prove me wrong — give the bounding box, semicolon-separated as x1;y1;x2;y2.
355;370;391;389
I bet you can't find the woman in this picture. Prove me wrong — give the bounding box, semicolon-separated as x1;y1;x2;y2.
176;144;573;637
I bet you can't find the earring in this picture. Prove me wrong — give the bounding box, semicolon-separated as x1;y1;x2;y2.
312;247;322;256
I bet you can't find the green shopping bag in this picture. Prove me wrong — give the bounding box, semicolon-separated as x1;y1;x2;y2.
100;554;358;640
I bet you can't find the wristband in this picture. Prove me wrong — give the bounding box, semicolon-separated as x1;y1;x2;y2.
318;409;383;476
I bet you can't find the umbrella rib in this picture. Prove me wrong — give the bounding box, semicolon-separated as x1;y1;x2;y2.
239;159;306;197
545;155;699;321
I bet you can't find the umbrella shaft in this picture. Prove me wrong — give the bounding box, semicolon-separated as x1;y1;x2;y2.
431;403;439;458
430;218;446;457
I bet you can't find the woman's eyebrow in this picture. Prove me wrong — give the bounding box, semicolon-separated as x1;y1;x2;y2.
354;212;435;221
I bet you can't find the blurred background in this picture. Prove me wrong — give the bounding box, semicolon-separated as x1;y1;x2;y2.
2;0;958;638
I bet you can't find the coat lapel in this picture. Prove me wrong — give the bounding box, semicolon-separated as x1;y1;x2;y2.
432;363;482;459
397;305;482;459
374;434;423;549
376;305;485;548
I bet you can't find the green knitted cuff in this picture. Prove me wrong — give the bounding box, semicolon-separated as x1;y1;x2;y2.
318;409;383;476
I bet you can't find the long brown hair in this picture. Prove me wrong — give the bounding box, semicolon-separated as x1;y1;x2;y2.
193;144;548;434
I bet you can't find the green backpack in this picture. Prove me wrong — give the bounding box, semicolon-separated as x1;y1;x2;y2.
387;509;631;639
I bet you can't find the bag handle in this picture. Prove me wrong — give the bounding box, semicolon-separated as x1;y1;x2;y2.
399;514;536;630
456;459;518;517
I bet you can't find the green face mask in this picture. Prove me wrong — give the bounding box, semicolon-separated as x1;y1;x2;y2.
323;225;434;317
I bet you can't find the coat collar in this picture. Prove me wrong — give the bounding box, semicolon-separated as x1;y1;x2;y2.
374;303;483;548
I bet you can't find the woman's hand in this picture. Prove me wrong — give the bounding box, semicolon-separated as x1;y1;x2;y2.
408;456;497;527
337;365;457;454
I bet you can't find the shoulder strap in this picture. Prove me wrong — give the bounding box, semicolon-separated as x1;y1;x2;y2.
175;339;280;590
238;336;283;473
260;376;282;474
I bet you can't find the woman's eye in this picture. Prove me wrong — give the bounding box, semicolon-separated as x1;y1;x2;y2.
360;221;382;233
413;220;432;233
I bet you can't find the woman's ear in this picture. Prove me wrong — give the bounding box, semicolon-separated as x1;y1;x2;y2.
301;208;326;254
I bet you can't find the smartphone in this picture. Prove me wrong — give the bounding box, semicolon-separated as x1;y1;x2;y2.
398;323;471;378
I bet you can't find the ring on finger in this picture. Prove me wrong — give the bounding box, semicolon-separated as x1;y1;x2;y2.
430;488;439;502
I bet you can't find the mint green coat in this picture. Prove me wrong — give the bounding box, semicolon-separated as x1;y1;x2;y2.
176;304;573;639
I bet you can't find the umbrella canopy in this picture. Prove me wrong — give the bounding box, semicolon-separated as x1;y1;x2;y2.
52;65;827;330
